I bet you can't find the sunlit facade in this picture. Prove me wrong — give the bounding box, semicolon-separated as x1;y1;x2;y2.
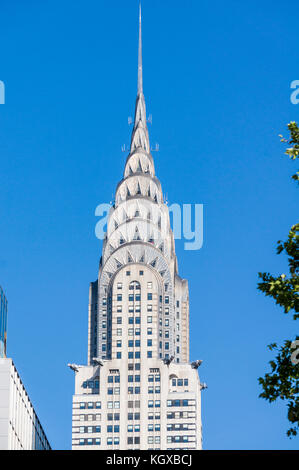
71;6;202;450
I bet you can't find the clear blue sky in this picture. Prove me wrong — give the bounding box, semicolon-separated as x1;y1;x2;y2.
0;0;298;450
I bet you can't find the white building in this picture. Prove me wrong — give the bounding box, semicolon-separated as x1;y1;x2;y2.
0;358;51;450
71;6;203;451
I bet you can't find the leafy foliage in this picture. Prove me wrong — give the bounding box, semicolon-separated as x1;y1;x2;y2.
258;224;299;319
279;121;299;183
258;122;299;437
259;339;299;437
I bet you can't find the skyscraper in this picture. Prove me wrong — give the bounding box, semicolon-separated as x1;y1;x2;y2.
0;286;8;358
71;6;203;450
0;286;51;450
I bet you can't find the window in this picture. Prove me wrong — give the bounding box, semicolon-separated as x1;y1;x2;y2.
147;339;152;347
116;340;122;348
139;270;144;276
88;402;94;409
147;282;152;289
147;293;153;300
117;305;122;312
165;296;169;304
147;328;152;335
129;294;134;302
96;402;101;409
135;328;141;336
148;400;154;408
135;340;140;347
117;328;122;336
147;316;152;323
147;304;153;312
147;351;152;358
80;403;86;409
126;271;131;276
117;294;122;301
117;317;122;324
117;283;122;290
155;400;161;408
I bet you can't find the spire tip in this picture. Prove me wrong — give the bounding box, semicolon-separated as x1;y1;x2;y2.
138;1;143;95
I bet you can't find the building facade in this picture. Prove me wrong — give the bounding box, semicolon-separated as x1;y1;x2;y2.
0;358;51;450
71;7;203;450
0;286;7;358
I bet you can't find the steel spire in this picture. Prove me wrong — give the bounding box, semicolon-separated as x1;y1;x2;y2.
138;2;143;95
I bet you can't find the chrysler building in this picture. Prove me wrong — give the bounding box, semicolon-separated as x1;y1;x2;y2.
71;5;203;450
